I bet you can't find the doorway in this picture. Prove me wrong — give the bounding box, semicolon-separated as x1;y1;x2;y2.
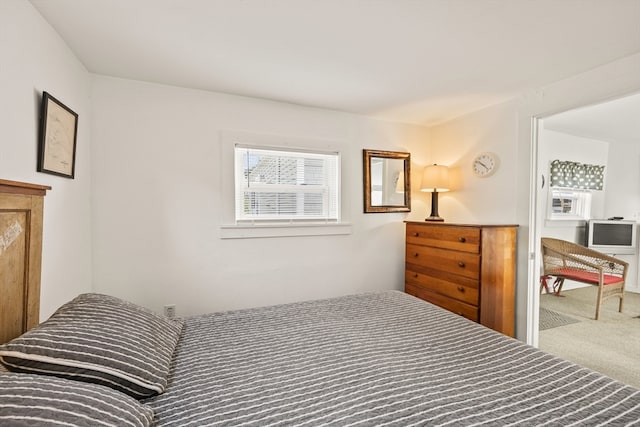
531;92;640;387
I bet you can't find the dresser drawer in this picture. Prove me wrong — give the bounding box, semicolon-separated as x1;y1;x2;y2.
406;284;479;322
406;223;480;253
406;244;480;280
405;269;479;306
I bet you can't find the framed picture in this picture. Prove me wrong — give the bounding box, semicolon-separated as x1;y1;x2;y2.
37;91;78;178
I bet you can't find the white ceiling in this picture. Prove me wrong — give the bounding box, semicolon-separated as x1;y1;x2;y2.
544;92;640;144
30;0;640;127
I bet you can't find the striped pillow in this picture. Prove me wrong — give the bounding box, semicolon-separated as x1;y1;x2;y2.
0;372;154;426
0;293;183;398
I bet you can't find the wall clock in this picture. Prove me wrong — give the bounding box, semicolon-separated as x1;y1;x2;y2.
472;152;498;177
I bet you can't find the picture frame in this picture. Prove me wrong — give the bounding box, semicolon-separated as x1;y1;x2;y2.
37;91;78;179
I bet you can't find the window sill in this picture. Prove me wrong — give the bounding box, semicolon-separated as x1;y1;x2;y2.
544;219;587;228
220;222;353;239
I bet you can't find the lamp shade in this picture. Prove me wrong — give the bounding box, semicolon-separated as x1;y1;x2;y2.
421;164;450;192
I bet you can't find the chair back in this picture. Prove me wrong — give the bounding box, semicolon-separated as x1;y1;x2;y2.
541;237;628;279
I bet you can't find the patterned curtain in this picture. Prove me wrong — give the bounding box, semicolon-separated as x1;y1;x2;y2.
549;160;605;190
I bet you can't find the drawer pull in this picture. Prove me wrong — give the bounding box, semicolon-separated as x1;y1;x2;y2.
414;253;419;258
414;232;419;237
458;236;466;243
457;286;465;293
414;273;419;279
458;261;466;268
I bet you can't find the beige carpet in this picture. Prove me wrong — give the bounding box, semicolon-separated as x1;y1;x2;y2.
539;287;640;389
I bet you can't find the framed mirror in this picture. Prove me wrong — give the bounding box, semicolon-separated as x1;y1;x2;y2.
363;149;411;213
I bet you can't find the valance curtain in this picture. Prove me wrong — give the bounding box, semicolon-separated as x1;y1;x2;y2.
549;160;605;190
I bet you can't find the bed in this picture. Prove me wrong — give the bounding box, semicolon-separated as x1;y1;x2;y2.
1;290;639;426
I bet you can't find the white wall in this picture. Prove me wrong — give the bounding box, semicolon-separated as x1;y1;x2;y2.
421;101;520;224
85;51;640;340
538;128;609;243
604;141;640;221
601;139;640;292
90;75;430;316
428;53;640;342
0;0;93;319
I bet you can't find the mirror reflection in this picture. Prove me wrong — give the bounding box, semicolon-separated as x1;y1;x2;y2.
363;149;410;213
370;157;405;206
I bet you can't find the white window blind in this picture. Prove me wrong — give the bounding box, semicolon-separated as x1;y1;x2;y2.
234;145;340;222
547;189;592;220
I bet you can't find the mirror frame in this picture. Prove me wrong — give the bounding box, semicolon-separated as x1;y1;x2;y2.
363;149;411;213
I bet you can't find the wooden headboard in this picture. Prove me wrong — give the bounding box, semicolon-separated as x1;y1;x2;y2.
0;179;50;344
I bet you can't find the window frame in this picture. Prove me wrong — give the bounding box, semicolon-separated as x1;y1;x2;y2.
219;130;352;239
234;145;340;223
547;188;592;221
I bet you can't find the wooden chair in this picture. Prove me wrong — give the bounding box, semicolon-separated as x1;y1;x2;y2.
540;237;628;320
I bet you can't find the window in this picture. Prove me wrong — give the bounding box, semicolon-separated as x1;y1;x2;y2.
547;189;591;220
234;145;340;223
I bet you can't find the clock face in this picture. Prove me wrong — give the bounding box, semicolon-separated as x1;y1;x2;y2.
472;152;498;177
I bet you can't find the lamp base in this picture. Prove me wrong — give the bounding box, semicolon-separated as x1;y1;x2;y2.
425;190;444;222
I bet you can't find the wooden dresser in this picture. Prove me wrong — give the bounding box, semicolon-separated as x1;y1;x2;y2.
404;221;517;336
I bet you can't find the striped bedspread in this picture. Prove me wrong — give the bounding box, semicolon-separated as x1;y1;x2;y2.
145;291;640;426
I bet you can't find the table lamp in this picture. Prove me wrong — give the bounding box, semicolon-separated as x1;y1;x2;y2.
420;164;450;221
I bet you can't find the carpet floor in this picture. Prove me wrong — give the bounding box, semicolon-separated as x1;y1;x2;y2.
539;287;640;389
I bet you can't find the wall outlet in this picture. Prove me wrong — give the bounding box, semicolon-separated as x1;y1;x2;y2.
163;304;176;318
